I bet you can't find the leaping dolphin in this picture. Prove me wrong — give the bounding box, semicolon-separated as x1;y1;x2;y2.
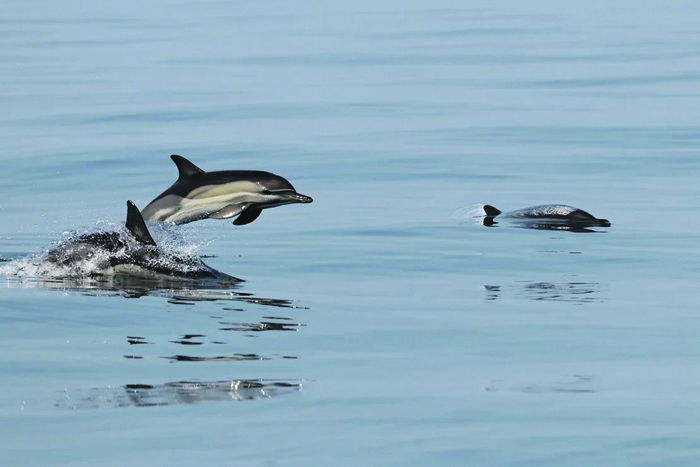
46;201;239;281
483;204;611;230
141;155;313;225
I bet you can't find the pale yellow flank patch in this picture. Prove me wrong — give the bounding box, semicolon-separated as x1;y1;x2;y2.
188;181;261;199
142;181;276;224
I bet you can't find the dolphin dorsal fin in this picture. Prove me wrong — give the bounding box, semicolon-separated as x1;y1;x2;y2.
171;154;204;180
125;201;157;246
483;205;502;217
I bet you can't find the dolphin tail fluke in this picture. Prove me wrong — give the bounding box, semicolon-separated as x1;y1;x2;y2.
125;201;157;246
171;154;205;180
483;205;502;217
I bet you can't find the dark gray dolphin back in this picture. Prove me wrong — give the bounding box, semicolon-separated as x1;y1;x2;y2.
126;201;157;246
169;154;296;193
507;204;594;220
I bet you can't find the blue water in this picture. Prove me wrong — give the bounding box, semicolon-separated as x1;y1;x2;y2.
2;1;700;465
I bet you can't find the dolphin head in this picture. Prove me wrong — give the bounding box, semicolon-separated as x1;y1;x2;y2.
215;172;312;225
567;208;611;227
254;174;313;207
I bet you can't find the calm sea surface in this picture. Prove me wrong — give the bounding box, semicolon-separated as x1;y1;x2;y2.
2;1;700;465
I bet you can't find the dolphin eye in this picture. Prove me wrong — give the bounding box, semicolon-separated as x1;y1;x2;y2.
261;190;272;195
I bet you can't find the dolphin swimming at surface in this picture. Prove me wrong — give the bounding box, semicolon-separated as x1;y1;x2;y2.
46;201;239;281
482;204;611;229
141;155;313;226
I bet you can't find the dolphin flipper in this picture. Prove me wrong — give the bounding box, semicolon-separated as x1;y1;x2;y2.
125;201;157;246
209;204;249;220
210;204;263;225
233;208;262;226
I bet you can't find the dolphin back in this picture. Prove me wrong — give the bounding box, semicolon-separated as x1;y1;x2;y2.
505;204;581;219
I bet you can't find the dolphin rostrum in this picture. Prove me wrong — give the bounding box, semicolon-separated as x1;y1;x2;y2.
46;201;239;281
141;155;313;225
483;204;611;229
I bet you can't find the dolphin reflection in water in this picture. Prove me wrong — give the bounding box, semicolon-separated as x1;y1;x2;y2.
56;379;303;409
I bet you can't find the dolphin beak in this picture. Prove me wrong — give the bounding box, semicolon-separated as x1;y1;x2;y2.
287;192;313;204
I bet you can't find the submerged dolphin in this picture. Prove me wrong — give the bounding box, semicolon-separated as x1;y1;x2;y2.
141;155;313;225
47;201;239;281
483;204;611;229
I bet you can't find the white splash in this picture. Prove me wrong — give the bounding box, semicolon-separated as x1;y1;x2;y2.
0;220;212;279
448;204;488;225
